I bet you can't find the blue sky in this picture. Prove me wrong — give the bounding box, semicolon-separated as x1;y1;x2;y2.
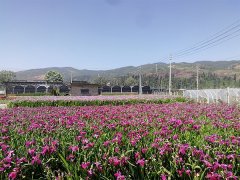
0;0;240;71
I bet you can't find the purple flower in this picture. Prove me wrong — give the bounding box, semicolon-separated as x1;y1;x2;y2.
113;157;121;166
3;163;11;169
2;136;10;141
226;171;238;179
69;145;79;152
220;164;228;170
227;154;235;160
212;162;220;171
151;142;159;148
81;138;89;145
114;147;119;153
1;128;8;134
8;171;18;180
25;140;35;148
134;152;140;160
141;148;148;154
31;155;42;165
172;134;178;140
179;144;189;155
81;162;90;169
87;169;93;176
103;140;111;147
136;158;145;167
120;156;129;165
28;148;36;156
161;174;167;180
94;162;103;171
67;154;75;162
52;140;58;146
193;124;201;130
83;142;94;149
185;169;191;176
41;145;50;155
130;139;137;146
1;144;9;152
203;160;212;168
25;141;32;148
0;167;5;172
178;169;184;177
206;172;221;179
114;171;125;180
3;156;12;164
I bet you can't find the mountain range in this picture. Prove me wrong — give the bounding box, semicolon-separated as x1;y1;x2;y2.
15;60;240;83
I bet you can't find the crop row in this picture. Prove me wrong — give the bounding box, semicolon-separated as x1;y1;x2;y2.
7;95;187;107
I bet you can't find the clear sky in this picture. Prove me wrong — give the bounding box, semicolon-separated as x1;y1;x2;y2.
1;0;240;71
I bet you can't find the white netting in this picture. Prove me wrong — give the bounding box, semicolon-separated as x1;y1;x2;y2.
0;90;6;95
0;85;6;95
183;88;240;104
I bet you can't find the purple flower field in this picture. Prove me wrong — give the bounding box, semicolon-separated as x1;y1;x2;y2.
0;102;239;179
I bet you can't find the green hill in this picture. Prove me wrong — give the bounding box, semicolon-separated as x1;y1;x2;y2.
15;60;240;89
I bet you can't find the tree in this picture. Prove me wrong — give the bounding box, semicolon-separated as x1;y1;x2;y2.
0;70;16;83
94;76;108;86
124;76;137;86
44;71;63;82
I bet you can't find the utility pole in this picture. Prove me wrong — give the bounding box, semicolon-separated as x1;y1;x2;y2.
139;66;142;95
160;77;162;92
196;64;199;102
169;55;172;95
70;71;73;83
155;64;159;92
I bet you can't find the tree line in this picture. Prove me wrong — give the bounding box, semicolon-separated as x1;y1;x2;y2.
0;70;64;84
1;70;239;90
93;72;240;90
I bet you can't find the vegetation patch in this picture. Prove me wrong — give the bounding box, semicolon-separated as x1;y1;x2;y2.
7;96;187;108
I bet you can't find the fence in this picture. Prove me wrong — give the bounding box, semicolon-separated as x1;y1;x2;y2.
183;88;240;104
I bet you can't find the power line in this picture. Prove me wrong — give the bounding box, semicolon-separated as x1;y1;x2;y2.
151;19;240;71
176;30;240;58
154;18;240;62
174;19;240;56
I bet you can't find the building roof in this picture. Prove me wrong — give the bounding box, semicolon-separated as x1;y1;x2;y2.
71;81;99;86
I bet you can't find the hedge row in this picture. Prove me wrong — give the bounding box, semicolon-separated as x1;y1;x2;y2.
7;97;188;108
